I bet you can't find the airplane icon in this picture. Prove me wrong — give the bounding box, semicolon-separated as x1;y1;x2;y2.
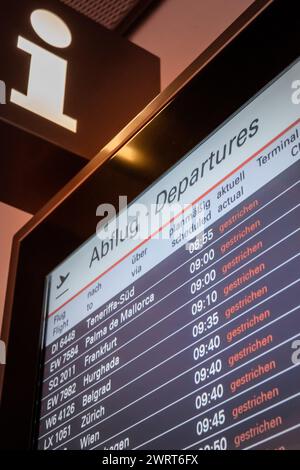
56;272;70;290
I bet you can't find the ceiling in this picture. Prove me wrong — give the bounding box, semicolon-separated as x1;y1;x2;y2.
60;0;157;33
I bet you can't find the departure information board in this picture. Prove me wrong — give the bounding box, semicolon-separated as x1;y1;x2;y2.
37;59;300;450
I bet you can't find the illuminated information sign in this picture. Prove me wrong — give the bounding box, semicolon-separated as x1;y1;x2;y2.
37;59;300;450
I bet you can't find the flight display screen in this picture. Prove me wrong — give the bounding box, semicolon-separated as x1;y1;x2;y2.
37;58;300;450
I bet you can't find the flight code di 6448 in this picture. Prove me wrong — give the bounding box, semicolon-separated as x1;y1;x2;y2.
101;455;199;466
